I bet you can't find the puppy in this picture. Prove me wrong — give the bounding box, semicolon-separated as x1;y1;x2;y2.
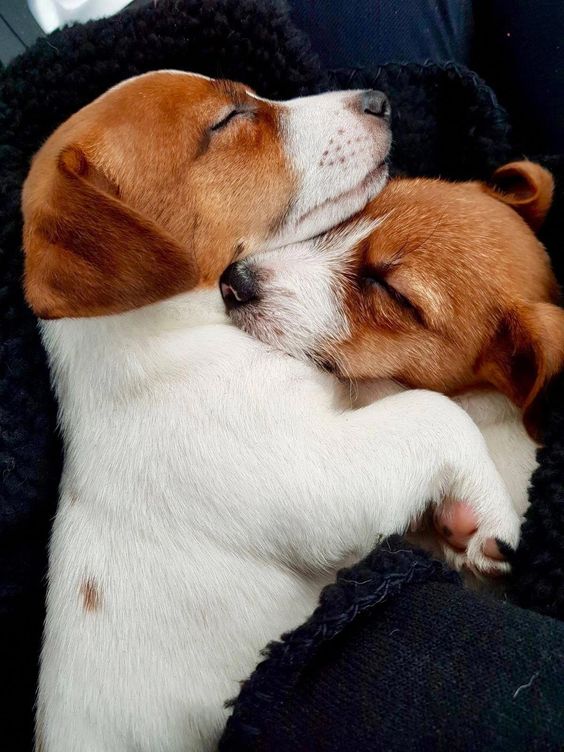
24;71;517;751
222;161;564;565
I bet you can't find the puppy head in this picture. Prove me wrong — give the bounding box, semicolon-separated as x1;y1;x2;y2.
22;71;391;319
223;161;564;438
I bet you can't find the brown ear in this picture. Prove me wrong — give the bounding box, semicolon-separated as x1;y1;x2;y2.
475;302;564;440
483;161;554;231
23;145;199;319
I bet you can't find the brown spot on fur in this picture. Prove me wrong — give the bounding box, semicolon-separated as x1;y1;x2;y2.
80;578;101;612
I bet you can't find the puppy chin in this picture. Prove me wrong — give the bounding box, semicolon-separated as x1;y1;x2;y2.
228;304;301;359
228;306;337;376
228;304;268;342
313;162;389;236
305;162;389;236
263;161;389;251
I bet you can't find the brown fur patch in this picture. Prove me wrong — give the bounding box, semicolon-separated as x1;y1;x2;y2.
22;71;295;318
320;164;563;439
80;578;101;612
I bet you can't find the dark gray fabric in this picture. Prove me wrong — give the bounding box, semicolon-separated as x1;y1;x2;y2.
473;0;564;154
221;540;564;751
289;0;475;68
290;0;564;154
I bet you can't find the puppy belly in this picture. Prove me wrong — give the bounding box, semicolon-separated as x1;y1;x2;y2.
39;507;320;752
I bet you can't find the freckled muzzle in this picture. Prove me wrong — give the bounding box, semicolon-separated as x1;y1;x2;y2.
267;87;392;248
317;91;391;170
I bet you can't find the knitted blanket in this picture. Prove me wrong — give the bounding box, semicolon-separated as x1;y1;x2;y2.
1;1;562;749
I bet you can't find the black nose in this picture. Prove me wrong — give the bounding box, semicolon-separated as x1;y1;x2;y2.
220;262;258;309
362;90;391;120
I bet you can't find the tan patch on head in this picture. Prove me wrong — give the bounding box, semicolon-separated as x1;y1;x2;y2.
322;166;563;438
22;71;295;319
80;577;101;612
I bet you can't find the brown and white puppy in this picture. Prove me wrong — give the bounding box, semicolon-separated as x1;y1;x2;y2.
24;71;519;751
222;161;564;563
23;70;401;752
24;70;391;319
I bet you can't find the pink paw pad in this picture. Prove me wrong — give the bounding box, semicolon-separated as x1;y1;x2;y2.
434;500;505;564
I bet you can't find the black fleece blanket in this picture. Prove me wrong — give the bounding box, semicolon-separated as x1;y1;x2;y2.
0;1;563;749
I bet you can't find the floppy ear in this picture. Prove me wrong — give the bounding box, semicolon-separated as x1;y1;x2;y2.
23;145;199;319
475;302;564;440
483;161;554;232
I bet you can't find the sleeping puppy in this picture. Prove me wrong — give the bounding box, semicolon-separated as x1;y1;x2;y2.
222;161;564;568
24;71;518;751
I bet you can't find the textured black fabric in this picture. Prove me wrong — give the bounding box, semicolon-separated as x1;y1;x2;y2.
1;1;563;750
221;539;564;752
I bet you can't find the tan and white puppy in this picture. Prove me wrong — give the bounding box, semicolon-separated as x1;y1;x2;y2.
23;71;517;752
223;162;564;567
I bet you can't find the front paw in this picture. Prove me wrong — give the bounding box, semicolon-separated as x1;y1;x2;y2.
434;498;521;576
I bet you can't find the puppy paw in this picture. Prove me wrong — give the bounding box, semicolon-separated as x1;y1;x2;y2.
434;499;520;576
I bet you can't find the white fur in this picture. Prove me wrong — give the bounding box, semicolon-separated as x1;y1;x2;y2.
453;390;537;518
38;286;523;751
228;219;382;361
269;92;391;246
354;380;537;570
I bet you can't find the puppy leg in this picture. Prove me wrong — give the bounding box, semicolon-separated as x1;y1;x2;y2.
264;390;521;576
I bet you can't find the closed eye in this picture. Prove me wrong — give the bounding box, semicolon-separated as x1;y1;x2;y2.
210;109;242;132
359;266;425;325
